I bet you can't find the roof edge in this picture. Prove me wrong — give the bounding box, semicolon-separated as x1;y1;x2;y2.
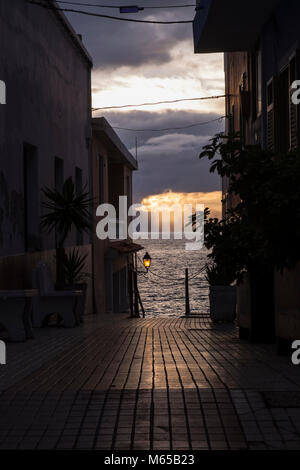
46;0;93;66
92;117;138;170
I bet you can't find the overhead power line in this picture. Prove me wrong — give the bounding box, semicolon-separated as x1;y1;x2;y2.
92;95;228;111
27;1;194;24
57;1;197;10
110;116;226;132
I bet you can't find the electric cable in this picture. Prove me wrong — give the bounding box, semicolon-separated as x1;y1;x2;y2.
27;1;194;24
109;116;226;133
92;95;228;111
57;1;197;10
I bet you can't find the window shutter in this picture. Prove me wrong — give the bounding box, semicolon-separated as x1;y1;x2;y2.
267;77;276;150
289;52;299;149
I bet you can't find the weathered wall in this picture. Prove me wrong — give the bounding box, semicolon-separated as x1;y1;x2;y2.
261;0;300;149
92;134;134;314
260;1;300;340
275;264;300;340
228;1;300;342
0;0;92;255
223;52;251;215
92;138;109;314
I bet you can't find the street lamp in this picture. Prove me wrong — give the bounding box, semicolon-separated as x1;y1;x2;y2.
119;6;144;13
143;252;152;271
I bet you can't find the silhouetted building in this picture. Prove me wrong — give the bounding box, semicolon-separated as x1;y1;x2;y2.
92;118;141;314
0;1;93;311
193;0;300;349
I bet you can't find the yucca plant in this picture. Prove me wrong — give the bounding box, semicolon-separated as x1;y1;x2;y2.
61;249;90;285
41;177;93;285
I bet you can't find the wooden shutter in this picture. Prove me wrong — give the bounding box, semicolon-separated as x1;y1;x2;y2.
289;52;299;149
267;77;276;151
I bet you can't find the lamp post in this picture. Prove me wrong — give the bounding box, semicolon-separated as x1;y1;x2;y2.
130;252;151;318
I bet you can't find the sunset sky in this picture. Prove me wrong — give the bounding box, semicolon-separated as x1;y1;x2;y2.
64;1;224;218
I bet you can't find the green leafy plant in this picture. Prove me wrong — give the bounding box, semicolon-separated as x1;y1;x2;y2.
41;177;93;285
205;262;236;286
196;132;300;283
195;132;300;341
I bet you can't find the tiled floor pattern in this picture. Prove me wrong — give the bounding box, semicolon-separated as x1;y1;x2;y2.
0;315;299;450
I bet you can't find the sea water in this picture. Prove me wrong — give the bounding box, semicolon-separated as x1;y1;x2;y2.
137;239;209;318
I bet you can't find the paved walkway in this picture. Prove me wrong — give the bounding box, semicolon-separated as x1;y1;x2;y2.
0;315;300;450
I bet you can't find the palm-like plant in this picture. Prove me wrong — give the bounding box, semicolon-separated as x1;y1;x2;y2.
61;248;90;285
41;177;93;285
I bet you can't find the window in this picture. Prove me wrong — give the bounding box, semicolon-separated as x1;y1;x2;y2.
98;154;104;204
229;105;235;134
278;67;290;153
24;144;39;252
75;167;83;246
267;78;276;150
289;53;299;149
54;157;64;247
126;175;131;210
54;157;64;193
255;49;262;117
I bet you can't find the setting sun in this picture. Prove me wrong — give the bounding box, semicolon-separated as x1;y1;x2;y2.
140;190;222;219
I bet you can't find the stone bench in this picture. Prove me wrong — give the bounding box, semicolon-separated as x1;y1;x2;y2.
0;290;37;342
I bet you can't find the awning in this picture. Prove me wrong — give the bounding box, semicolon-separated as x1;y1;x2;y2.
193;0;280;53
107;241;144;255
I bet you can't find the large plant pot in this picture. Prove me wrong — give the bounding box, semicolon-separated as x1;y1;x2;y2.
209;286;236;323
56;282;88;322
237;268;275;343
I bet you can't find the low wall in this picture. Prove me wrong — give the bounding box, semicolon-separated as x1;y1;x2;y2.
237;266;300;342
236;274;252;332
275;263;300;340
0;245;94;315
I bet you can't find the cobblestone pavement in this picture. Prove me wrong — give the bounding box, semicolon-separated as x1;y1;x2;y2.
0;315;300;450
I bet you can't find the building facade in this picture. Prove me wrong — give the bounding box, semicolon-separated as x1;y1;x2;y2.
193;0;300;348
0;1;94;311
92;118;141;314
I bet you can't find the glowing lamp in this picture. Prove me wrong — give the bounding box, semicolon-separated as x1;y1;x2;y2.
143;252;151;271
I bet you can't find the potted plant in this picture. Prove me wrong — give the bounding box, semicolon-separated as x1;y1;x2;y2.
205;263;236;323
198;211;241;322
60;248;92;322
198;133;300;343
41;177;92;287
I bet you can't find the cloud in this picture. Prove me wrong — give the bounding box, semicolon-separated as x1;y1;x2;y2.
66;6;194;69
134;133;212;156
141;190;222;219
97;109;224;203
92;50;224;114
64;7;225;204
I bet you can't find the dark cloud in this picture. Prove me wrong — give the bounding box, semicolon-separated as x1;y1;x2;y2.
64;5;223;202
101;110;224;202
66;5;193;69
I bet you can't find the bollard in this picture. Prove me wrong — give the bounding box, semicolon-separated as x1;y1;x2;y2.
185;268;190;316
